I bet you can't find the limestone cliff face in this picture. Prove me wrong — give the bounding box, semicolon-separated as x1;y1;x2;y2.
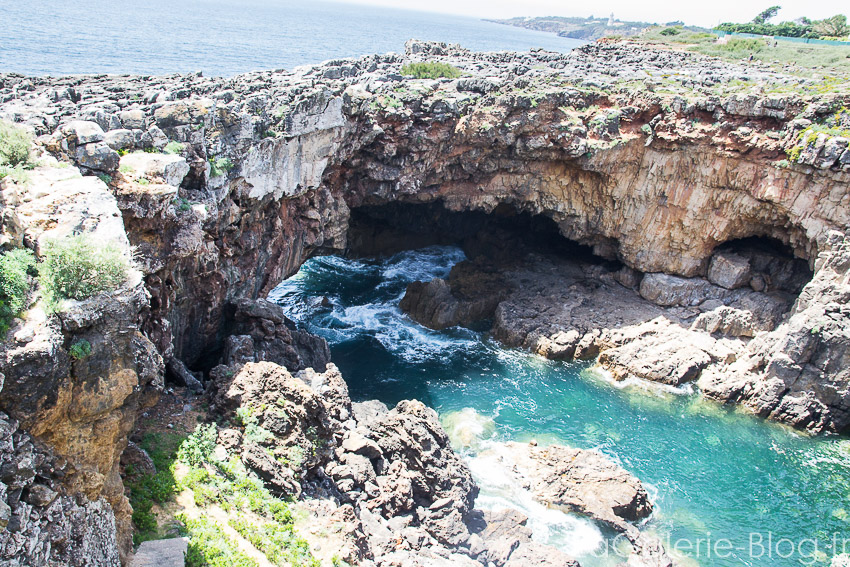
1;39;850;561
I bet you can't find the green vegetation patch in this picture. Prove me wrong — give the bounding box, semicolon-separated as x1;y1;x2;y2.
39;235;129;309
209;157;234;178
128;422;319;565
786;106;850;163
0;120;36;183
128;430;186;544
181;514;260;567
400;62;461;79
0;248;36;337
163;141;185;155
68;339;92;360
0;120;32;168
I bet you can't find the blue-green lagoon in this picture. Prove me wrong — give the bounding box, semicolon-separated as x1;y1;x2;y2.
269;246;850;566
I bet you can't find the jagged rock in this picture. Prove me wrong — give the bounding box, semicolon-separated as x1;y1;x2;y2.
166;358;203;393
640;273;732;307
130;537;188;567
226;298;331;372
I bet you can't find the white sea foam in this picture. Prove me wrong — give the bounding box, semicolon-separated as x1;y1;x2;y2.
442;408;605;558
587;366;694;396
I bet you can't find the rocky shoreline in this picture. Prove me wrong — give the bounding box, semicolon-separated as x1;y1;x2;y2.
0;38;849;565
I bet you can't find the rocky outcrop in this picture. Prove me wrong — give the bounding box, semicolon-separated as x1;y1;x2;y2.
207;359;631;566
0;411;121;566
3;40;848;435
0;161;163;560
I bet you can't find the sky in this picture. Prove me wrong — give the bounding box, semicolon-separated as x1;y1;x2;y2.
332;0;846;28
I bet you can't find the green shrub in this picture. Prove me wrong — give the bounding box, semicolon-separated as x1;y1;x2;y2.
181;514;260;567
163;141;185;155
0;121;31;168
177;424;218;468
128;431;186;543
38;235;129;307
660;27;681;36
97;173;112;184
0;248;36;336
209;157;234;178
400;62;461;79
68;339;92;360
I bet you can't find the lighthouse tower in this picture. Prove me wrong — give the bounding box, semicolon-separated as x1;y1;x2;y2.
608;13;615;26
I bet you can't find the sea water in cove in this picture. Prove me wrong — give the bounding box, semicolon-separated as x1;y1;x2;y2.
269;246;850;567
0;0;582;76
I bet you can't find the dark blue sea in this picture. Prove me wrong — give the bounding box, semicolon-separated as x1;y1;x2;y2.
0;0;583;76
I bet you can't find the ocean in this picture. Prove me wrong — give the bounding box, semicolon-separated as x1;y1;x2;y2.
0;0;583;76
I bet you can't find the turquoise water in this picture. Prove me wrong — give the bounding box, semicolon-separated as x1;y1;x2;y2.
269;247;850;566
0;0;582;76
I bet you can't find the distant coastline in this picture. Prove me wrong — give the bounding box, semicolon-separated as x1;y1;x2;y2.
486;15;706;41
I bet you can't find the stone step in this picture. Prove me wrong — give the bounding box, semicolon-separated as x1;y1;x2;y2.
129;537;188;567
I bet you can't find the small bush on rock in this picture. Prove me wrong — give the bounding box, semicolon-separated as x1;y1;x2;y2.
39;235;129;308
68;339;92;360
163;141;185;155
0;248;36;336
178;424;218;468
0;120;32;168
400;62;461;79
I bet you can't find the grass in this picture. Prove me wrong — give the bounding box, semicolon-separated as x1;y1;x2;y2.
639;28;850;87
127;422;319;566
0;248;36;337
0;120;36;184
181;514;259;567
400;62;461;79
127;430;186;544
785;106;850;163
38;235;129;310
163;141;185;155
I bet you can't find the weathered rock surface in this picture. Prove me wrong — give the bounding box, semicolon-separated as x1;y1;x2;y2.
0;161;163;560
0;412;121;566
206;358;671;566
473;441;671;567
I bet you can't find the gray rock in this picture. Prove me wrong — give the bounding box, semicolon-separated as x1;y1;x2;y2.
639;273;731;307
25;484;57;507
130;537;188;567
708;251;751;290
104;129;135;151
75;142;120;172
62;120;105;144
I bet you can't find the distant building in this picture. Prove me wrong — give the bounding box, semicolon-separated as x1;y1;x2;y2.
608;13;615;26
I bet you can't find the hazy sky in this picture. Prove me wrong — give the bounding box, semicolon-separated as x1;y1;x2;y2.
333;0;846;28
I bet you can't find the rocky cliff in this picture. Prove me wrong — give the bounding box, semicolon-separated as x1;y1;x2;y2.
0;39;849;563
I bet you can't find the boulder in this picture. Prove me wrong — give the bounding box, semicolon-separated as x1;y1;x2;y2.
61;120;105;145
119;152;190;187
639;273;731;307
75;142;120;171
708;251;751;289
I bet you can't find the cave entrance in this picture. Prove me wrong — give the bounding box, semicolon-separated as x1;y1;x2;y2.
346;201;619;268
710;236;813;295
